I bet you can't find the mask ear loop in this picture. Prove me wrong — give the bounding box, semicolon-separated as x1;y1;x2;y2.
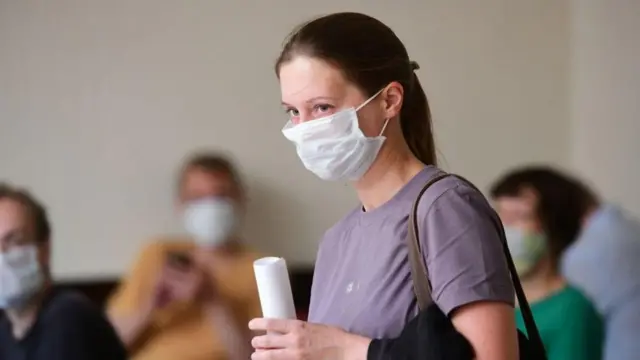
378;118;390;137
356;87;389;137
355;88;385;112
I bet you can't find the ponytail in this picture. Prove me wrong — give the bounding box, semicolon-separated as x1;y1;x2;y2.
400;73;436;166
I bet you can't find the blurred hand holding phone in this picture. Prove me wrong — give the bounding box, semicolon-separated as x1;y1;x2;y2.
150;250;211;309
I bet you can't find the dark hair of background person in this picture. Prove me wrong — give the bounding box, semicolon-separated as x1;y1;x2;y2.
177;152;245;198
0;183;51;244
275;12;437;166
490;166;599;269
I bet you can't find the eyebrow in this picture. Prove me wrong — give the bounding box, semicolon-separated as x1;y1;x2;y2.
281;96;337;107
0;229;21;242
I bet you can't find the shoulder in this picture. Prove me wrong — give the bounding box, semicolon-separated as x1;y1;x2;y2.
414;173;514;313
132;237;195;266
41;290;103;324
560;287;602;318
416;173;493;219
141;236;195;255
234;244;262;262
44;290;94;314
0;312;10;338
40;290;127;357
415;173;500;243
217;245;262;300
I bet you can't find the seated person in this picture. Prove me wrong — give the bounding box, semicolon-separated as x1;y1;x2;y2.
108;152;261;360
0;183;127;360
491;168;604;360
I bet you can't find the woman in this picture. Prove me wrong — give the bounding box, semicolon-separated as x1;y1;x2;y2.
249;12;519;359
491;167;604;360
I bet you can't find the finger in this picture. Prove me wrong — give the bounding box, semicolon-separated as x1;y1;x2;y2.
251;333;290;349
251;349;296;360
249;318;302;333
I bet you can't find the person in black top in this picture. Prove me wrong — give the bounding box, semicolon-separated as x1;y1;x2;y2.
0;183;127;360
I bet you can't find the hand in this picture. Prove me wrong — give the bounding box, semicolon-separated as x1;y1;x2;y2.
248;318;371;360
153;262;207;307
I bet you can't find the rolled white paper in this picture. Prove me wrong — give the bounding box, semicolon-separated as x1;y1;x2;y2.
253;256;297;319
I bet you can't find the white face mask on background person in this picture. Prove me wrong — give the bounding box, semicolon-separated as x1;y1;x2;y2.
282;89;389;181
0;245;45;310
504;226;547;276
182;197;238;248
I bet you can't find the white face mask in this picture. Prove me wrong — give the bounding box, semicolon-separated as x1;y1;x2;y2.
504;226;547;276
0;245;45;309
282;89;389;181
183;197;238;248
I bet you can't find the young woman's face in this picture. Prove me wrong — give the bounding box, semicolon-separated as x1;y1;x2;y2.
278;56;386;137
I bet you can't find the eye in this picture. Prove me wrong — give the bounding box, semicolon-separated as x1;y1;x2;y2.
285;107;299;118
313;103;334;115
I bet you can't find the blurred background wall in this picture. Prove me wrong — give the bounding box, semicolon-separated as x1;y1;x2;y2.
569;0;640;218
0;0;636;280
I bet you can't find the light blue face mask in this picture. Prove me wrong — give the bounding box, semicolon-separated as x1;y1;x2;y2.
0;245;45;309
504;226;547;276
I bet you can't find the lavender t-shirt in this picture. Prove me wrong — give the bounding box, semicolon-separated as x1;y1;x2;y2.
308;166;515;338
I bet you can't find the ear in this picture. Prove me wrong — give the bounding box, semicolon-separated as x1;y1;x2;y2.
382;81;404;120
38;241;51;269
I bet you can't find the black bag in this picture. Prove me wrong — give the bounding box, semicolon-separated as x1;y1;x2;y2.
407;173;547;360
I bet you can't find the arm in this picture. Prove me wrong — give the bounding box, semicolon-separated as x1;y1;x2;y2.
206;302;252;360
201;252;260;360
107;242;164;349
368;303;475;360
420;180;518;360
108;301;155;349
451;302;518;360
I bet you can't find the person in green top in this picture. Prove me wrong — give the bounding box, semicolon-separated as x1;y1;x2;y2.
490;167;604;360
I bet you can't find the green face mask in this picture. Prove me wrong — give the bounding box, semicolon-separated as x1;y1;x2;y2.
504;226;547;276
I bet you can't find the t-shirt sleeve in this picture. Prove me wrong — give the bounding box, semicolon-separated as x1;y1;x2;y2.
40;295;128;360
418;179;515;315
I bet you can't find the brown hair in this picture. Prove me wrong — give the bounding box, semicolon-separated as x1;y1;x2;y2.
0;183;51;243
275;12;436;165
178;151;245;197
